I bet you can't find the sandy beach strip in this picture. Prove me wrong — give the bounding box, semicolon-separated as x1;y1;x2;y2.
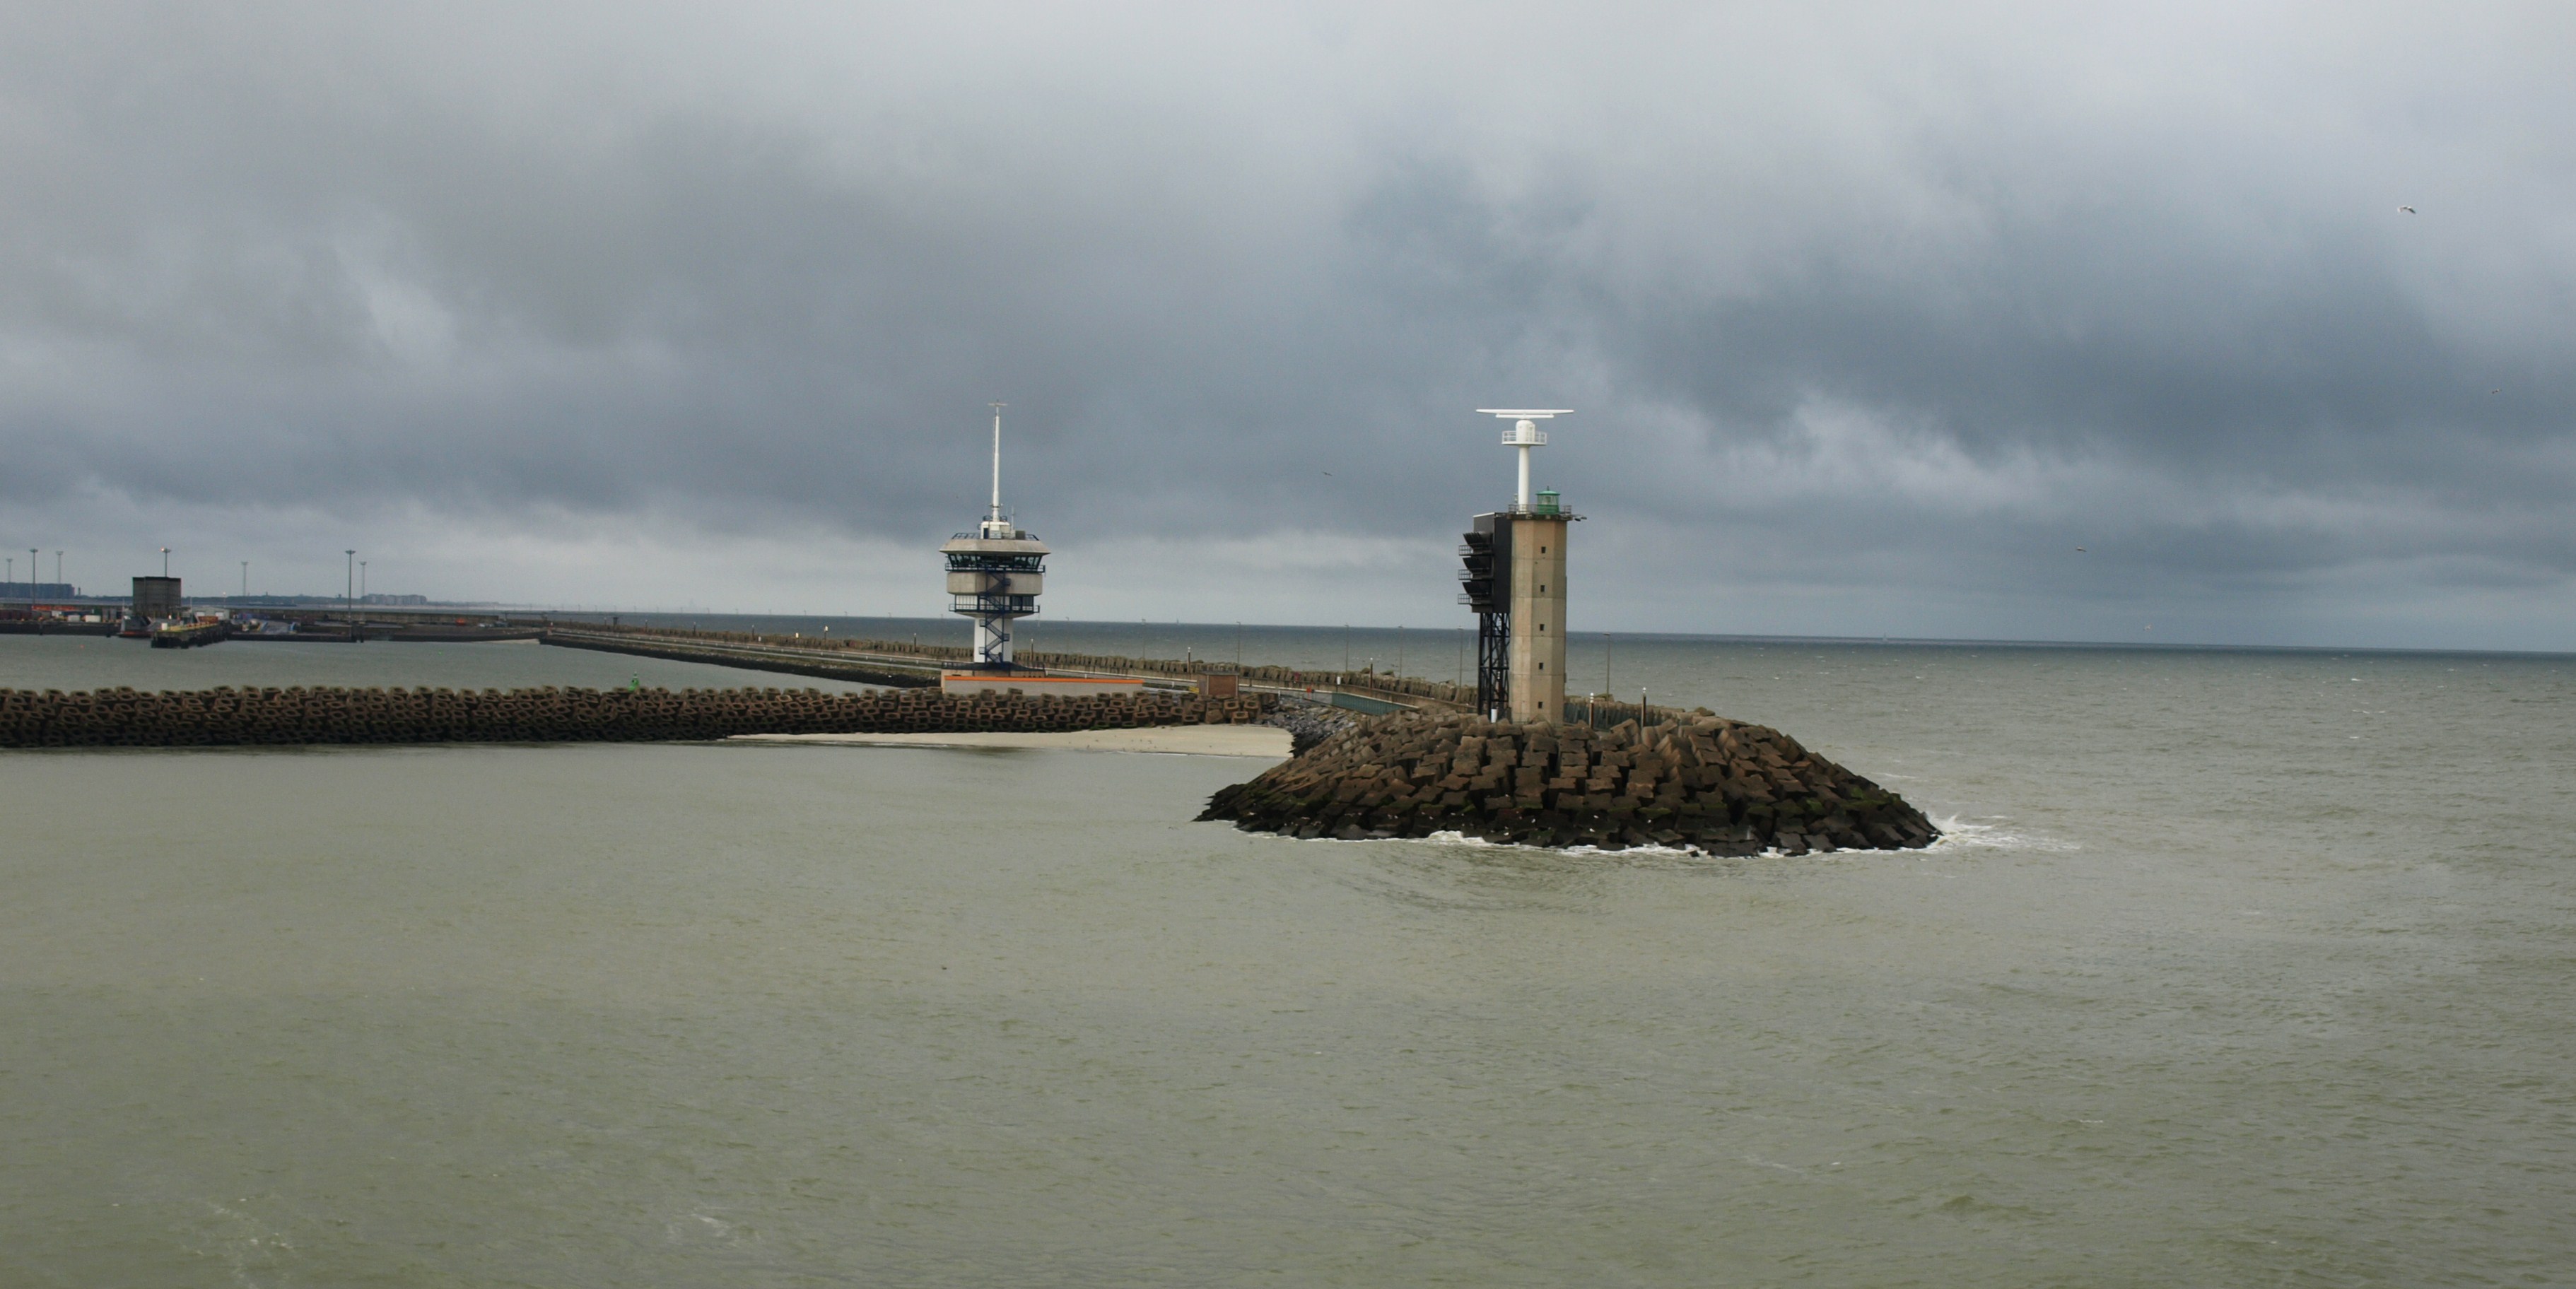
732;725;1294;757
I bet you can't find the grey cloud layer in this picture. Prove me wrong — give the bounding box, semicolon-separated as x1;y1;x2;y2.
3;2;2571;644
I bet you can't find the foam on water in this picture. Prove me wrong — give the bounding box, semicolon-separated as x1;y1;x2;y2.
1926;813;2083;852
1423;828;1863;861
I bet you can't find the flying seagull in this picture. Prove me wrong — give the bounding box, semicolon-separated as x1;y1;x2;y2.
2076;546;2087;552
2399;205;2416;213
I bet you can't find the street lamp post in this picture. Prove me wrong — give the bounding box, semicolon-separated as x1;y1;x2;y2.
345;550;356;642
1598;632;1613;727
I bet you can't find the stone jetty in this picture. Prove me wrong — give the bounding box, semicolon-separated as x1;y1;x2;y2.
541;629;940;688
532;621;1471;710
1200;710;1936;854
0;685;1272;748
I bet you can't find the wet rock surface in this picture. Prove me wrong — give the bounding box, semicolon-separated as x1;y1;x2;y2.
1200;710;1937;854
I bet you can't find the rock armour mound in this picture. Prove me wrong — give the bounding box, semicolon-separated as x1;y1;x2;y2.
0;685;1271;748
1200;710;1937;854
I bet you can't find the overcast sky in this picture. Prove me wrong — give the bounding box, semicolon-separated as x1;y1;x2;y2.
4;2;2572;648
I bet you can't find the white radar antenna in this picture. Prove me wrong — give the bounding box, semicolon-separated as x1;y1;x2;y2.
1475;409;1572;510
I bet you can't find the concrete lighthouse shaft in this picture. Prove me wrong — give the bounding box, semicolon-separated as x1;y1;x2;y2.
939;403;1049;669
1506;505;1569;722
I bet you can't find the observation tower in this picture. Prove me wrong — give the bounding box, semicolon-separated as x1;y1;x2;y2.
939;403;1048;669
1459;410;1578;722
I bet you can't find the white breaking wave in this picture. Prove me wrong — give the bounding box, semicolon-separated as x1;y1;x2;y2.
1395;825;2067;861
1425;830;1846;861
1425;830;1697;858
1926;814;2079;852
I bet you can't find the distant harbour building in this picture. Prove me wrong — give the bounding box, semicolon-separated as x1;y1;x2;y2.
132;575;183;622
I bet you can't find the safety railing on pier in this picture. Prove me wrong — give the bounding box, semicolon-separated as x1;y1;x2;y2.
1563;695;1690;729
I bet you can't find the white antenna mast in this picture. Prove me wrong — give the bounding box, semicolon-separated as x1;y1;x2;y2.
985;401;1008;536
1476;408;1571;509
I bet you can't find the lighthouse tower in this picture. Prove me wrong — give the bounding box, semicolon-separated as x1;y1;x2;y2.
939;403;1048;669
1459;409;1576;723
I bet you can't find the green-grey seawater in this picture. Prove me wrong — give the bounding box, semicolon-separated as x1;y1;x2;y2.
3;632;2570;1285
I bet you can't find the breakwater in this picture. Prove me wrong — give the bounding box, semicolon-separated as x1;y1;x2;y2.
1200;710;1936;854
541;629;942;688
527;621;1472;710
0;685;1273;748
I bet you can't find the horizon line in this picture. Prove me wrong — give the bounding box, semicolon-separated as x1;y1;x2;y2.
18;594;2568;659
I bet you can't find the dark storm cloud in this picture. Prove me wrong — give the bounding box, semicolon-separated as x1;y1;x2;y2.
2;2;2572;644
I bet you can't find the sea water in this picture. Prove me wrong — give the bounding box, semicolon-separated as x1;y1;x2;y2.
2;629;2570;1285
